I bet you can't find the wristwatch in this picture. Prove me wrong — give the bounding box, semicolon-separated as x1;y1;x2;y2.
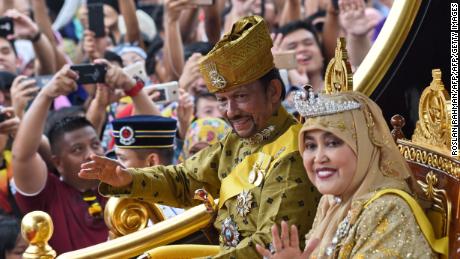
124;78;144;97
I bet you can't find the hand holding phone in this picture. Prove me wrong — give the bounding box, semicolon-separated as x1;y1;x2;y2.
71;64;107;84
10;76;41;111
274;50;298;70
190;0;214;5
0;17;14;38
33;75;53;88
122;62;149;82
144;81;180;104
0;106;8;123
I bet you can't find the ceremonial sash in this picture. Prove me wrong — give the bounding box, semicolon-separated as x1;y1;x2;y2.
218;124;302;209
364;189;448;257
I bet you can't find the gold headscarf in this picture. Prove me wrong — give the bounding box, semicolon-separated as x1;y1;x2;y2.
199;15;274;93
297;91;412;257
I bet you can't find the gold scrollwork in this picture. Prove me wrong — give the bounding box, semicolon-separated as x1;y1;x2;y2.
324;38;353;94
416;171;451;237
419;171;438;200
412;69;451;152
104;198;166;238
397;141;460;180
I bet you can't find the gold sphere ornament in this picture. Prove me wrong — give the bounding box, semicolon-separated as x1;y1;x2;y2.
21;211;56;259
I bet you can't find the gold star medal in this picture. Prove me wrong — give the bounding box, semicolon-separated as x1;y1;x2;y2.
236;190;253;218
220;217;240;247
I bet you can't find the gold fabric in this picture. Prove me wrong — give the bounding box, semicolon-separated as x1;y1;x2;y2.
298;91;435;258
199;15;274;93
339;194;437;258
100;106;321;258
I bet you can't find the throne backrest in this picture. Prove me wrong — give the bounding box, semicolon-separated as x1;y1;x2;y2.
391;69;459;258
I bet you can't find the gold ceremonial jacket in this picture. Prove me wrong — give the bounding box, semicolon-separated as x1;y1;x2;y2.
100;106;321;258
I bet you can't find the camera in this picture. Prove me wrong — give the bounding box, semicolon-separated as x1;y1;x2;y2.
123;62;149;82
71;64;107;84
0;17;14;38
144;81;180;104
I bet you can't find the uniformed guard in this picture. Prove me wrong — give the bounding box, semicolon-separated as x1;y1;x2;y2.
80;15;321;258
111;115;184;218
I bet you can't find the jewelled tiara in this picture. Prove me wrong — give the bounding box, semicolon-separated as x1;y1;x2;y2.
294;88;361;118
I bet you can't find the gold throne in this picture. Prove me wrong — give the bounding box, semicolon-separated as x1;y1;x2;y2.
391;69;459;258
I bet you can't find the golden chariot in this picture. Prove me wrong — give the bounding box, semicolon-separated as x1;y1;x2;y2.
19;1;459;258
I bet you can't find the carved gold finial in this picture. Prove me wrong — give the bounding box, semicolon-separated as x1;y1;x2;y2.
104;198;165;239
324;38;353;93
21;211;56;259
412;69;451;154
194;189;217;214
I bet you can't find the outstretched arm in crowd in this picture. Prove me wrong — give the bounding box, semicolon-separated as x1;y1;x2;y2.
12;66;78;194
322;0;341;61
203;3;221;45
279;0;302;27
32;0;69;71
176;89;194;140
0;0;14;16
224;0;254;33
86;59;160;136
4;9;56;75
179;7;199;44
97;59;161;116
119;0;144;49
86;85;123;137
163;0;192;80
339;0;375;69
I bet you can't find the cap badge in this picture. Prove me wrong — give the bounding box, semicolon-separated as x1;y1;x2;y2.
206;62;227;89
120;126;135;145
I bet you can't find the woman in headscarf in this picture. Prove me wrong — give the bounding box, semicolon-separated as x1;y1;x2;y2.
257;90;439;258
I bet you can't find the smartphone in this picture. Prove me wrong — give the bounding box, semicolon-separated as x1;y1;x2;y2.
0;105;8;123
145;81;180;104
88;3;105;38
274;50;298;70
0;17;14;38
71;64;107;84
190;0;214;5
123;62;149;83
32;75;53;88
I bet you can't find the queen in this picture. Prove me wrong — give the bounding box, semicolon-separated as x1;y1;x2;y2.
257;89;442;258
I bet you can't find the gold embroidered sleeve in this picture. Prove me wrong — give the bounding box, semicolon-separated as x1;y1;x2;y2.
99;142;223;208
343;195;437;259
211;152;321;259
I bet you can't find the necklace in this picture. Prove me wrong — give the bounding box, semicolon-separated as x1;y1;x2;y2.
325;212;352;256
242;125;275;145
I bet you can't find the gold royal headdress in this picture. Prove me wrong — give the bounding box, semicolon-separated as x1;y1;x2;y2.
294;38;360;118
199;15;274;93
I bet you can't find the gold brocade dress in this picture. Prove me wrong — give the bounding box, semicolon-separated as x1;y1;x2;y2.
311;194;437;259
100;106;321;258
